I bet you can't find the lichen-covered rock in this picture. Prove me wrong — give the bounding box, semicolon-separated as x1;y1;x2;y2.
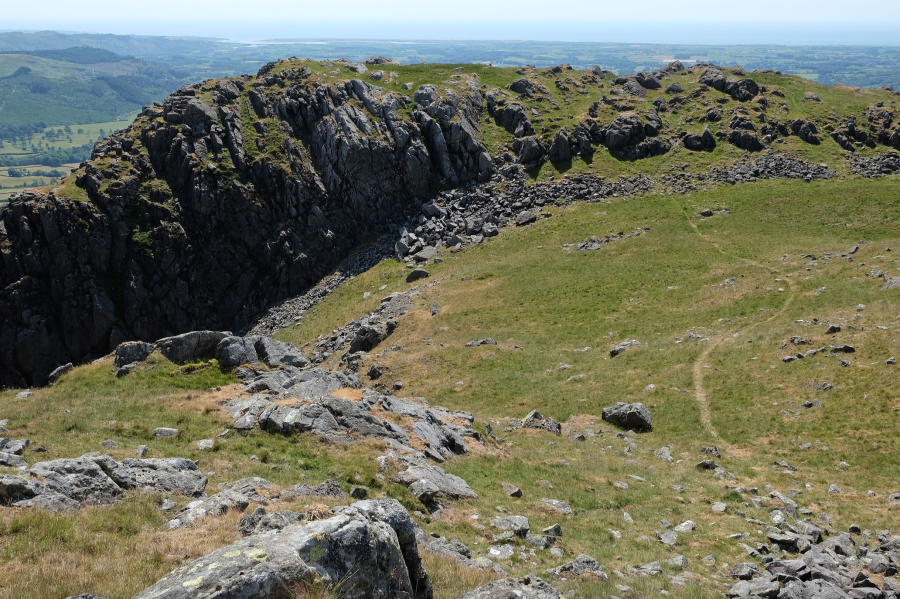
134;499;433;599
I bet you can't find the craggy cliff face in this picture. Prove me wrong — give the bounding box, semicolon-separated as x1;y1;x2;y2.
0;61;491;386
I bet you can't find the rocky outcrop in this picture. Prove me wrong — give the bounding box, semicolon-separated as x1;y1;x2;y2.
0;454;206;511
134;498;433;599
0;65;492;387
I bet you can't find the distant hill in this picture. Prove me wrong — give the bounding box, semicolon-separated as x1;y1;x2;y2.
0;31;221;58
0;48;195;127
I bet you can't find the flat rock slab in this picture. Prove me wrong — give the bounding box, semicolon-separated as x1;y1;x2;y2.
459;575;561;598
0;455;207;512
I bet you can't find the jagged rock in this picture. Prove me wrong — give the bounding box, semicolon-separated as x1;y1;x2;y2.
522;410;561;435
602;402;653;432
731;562;760;579
548;127;573;163
610;339;640;357
0;69;492;388
541;498;572;514
134;499;432;599
460;575;561;599
393;457;478;500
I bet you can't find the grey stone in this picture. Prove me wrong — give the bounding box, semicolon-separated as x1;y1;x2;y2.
515;210;538;226
195;439;214;450
215;336;260;370
153;427;179;438
289;479;348;499
660;530;678;545
167;489;250;529
47;362;74;385
254;337;309;368
731;562;760;580
602;402;652;432
114;341;156;367
156;331;230;363
135;499;432;599
666;555;689;569
655;446;674;462
674;520;696;533
727;578;780;598
547;554;606;579
460;575;562;599
541;498;573;514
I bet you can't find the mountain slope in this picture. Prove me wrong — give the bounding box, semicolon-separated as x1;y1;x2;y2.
2;58;900;387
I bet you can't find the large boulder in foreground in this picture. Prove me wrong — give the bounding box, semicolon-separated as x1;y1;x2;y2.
133;498;433;599
601;402;653;432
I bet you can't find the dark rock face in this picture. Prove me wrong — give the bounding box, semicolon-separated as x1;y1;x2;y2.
0;71;492;386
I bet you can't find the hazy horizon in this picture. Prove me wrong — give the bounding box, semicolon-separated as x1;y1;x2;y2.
3;19;900;47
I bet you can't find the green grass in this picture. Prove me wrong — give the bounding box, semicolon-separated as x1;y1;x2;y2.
269;175;900;598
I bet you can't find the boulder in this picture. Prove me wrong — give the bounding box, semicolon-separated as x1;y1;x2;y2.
699;66;728;91
215;336;260;370
515;210;538;227
114;341;155;367
157;330;231;363
602;402;653;432
133;499;432;599
407;268;430;283
458;575;561;599
182;99;218;134
253;337;309;368
548;127;573;163
47;362;74;385
726;78;760;102
167;489;250;529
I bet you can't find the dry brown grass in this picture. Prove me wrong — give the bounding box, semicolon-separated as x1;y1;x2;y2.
0;495;243;599
420;551;501;599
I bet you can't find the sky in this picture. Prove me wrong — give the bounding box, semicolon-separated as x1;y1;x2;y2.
5;0;900;45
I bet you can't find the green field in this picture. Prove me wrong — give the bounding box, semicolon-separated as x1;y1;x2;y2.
3;173;900;598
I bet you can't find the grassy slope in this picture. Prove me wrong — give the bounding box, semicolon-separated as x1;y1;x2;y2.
272;175;900;598
3;61;900;599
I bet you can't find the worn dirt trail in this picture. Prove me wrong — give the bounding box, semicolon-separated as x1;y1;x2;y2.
685;215;796;443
